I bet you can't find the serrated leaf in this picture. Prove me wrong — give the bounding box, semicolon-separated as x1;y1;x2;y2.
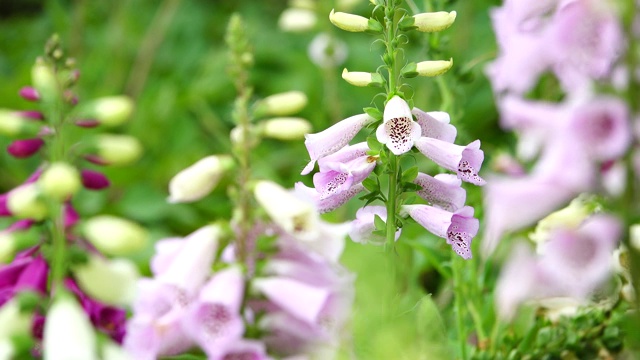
374;214;386;231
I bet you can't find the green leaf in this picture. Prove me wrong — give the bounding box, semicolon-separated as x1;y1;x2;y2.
401;166;418;183
374;214;386;231
402;183;422;192
366;135;382;152
362;178;378;192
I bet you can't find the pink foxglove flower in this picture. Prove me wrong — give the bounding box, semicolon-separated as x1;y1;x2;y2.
414;138;486;185
414;173;466;212
215;340;269;360
302;113;372;175
312;155;377;200
375;96;421;155
349;206;400;245
412;108;456;142
401;205;478;259
295;182;364;214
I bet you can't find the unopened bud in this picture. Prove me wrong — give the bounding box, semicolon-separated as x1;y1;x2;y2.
94;135;143;166
39;162;81;201
83;215;148;256
31;60;59;104
342;68;384;87
80;170;110;190
409;11;457;32
329;9;370;32
7;184;47;221
415;59;453;77
0;299;32;340
7;139;45;159
255;91;308;117
19;87;40;102
279;8;317;32
260;118;312;140
0;111;40;138
230;125;259;148
74;255;139;306
82;96;134;127
168;155;234;203
43;296;97;360
0;233;15;264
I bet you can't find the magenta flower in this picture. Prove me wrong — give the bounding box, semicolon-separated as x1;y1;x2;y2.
0;253;48;306
412;108;456;142
80;169;111;190
19;87;40;102
302;113;372;175
415;138;486;185
375;96;422;155
401;205;478;259
7;139;45;159
0;194;9;217
349;205;400;245
414;173;466;212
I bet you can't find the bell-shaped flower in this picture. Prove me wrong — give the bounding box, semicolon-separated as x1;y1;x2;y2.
412;108;456;142
376;96;422;155
295;182;364;214
214;340;269;360
168;155;234;203
402;205;479;259
308;33;348;69
349;206;400;245
415;138;486;185
43;295;98;360
302;113;371;175
414;173;466;212
182;266;245;359
313;155;377;200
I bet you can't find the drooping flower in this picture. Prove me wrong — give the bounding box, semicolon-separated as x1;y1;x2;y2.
411;108;456;142
375;96;422;155
295;182;364;214
414;138;486;185
313;155;377;200
349;206;400;245
413;173;466;212
401;205;478;259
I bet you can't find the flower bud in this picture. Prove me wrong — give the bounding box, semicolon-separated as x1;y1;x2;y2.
81;96;134;127
254;91;308;117
19;87;40;102
260;117;312;140
0;233;15;264
39;162;81;201
0;299;32;340
82;215;148;256
94;135;143;165
329;9;370;32
7;184;47;221
409;11;457;32
168;155;234;203
7;138;45;159
73;255;139;306
0;111;40;138
342;68;384;87
43;296;97;360
0;340;14;360
279;8;317;32
415;58;453;77
31;60;59;104
230;125;259;148
80;169;110;190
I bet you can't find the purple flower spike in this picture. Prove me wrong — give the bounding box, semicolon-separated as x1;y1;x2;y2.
81;169;111;190
412;108;457;142
414;173;466;212
19;87;40;102
402;205;478;259
7;138;45;159
349;206;400;245
376;96;422;155
415;138;486;185
302;113;371;175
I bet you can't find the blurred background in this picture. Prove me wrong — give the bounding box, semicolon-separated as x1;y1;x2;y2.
0;0;505;357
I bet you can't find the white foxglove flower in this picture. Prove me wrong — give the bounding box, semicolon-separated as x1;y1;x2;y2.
376;96;422;155
412;11;457;32
82;215;147;256
43;297;98;360
39;162;81;201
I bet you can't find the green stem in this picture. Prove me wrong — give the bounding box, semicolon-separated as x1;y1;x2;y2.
386;153;398;247
452;257;468;360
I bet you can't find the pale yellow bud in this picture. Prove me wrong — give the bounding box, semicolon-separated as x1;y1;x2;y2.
0;111;27;137
83;215;148;256
630;224;640;250
168;155;234;203
413;11;457;32
31;60;59;103
74;255;139;306
329;9;369;32
256;91;308;117
87;96;134;127
95;135;143;165
279;8;317;32
39;162;81;201
7;184;47;221
261;117;312;140
43;297;97;360
0;299;32;340
415;58;453;77
0;234;15;264
342;68;384;87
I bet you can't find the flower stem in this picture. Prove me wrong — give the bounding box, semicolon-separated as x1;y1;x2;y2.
452;256;468;360
386;153;398;247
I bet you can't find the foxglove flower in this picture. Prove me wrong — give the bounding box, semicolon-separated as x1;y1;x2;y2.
313;155;377;200
349;206;400;245
414;173;466;212
376;96;422;155
43;296;98;360
295;182;364;214
401;205;478;259
302;113;371;175
412;108;456;142
414;138;486;185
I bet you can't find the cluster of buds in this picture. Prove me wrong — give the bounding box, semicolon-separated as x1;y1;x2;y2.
0;36;147;359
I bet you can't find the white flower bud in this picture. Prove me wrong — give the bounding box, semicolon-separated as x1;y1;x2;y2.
329;9;369;32
279;8;317;32
31;60;59;103
43;296;97;360
341;68;384;87
631;224;640;250
256;91;308;117
0;340;14;360
0;233;15;264
95;135;142;165
416;58;453;77
168;155;234;203
85;96;134;127
260;117;312;140
0;299;32;341
413;11;457;32
74;255;139;306
83;215;148;256
7;184;47;221
0;111;29;137
39;162;81;201
254;180;318;238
